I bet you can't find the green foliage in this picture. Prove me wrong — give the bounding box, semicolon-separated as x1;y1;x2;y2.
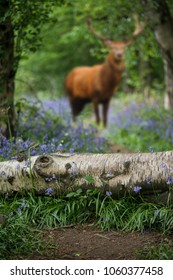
140;241;173;260
1;187;173;259
0;197;44;259
85;175;95;184
15;0;163;98
11;0;63;57
105;93;173;152
0;0;63;77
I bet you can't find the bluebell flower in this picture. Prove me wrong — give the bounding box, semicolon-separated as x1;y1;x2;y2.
146;176;152;184
45;187;53;196
133;186;142;193
160;163;170;173
57;143;63;151
107;169;113;176
148;146;154;153
167;176;173;185
154;210;159;216
106;191;112;196
17;208;22;216
21;199;26;208
23;159;31;168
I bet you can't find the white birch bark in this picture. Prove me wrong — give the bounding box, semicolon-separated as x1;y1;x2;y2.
0;151;173;201
141;0;173;109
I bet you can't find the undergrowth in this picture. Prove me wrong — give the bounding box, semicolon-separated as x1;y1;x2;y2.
104;93;173;152
0;95;173;259
0;189;173;259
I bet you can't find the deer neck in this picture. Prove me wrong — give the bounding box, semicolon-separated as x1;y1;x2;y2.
99;53;125;88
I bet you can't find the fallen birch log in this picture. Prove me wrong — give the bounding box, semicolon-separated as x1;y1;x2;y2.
0;151;173;202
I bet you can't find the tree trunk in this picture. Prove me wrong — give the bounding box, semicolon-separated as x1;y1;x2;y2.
0;151;173;203
141;0;173;109
0;0;16;138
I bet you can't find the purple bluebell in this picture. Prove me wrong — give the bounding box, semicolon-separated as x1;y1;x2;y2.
154;210;159;216
45;187;53;196
106;191;112;196
133;186;142;193
148;146;154;153
167;176;173;185
146;176;152;184
17;208;22;216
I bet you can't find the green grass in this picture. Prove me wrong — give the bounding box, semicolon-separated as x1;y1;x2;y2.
0;189;173;259
139;241;173;260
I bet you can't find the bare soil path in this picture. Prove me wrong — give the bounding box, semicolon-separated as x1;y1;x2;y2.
28;225;168;260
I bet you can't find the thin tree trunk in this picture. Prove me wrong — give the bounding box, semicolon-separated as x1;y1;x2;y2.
0;151;173;202
163;58;173;109
0;0;16;138
155;7;173;109
141;0;173;109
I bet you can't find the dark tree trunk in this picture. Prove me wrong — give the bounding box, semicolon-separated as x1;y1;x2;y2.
141;0;173;109
0;0;16;138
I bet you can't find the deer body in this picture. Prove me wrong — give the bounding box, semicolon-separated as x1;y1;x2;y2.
65;17;145;127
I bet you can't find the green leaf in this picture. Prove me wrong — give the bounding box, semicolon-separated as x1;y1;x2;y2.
85;175;95;184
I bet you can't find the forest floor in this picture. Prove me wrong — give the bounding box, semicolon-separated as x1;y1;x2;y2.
28;224;169;260
25;143;171;260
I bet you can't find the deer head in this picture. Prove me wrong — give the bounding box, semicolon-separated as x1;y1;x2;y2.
86;15;145;61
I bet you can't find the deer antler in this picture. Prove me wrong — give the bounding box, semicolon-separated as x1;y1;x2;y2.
125;14;146;46
86;16;110;44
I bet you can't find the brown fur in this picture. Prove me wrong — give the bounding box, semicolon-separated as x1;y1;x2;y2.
65;41;126;127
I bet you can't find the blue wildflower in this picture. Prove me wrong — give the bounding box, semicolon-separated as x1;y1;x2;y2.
21;199;26;208
45;187;53;196
107;169;113;176
160;162;170;173
148;146;154;153
133;186;142;193
57;143;63;151
146;176;152;184
23;159;31;168
106;191;112;196
17;208;22;216
167;176;173;185
154;210;159;216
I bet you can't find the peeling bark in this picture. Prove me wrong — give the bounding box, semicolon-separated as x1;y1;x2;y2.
0;151;173;202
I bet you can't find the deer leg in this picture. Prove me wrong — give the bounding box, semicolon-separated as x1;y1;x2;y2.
70;98;86;120
93;101;100;125
102;100;110;127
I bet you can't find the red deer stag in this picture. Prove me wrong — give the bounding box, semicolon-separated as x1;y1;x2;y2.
65;16;145;127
